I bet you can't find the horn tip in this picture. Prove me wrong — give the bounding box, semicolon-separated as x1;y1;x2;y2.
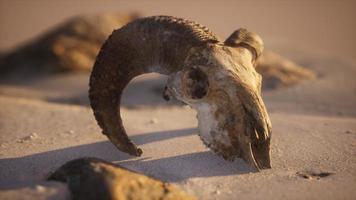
125;146;143;157
136;148;143;156
126;146;143;157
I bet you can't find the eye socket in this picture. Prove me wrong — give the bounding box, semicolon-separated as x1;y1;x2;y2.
184;67;209;99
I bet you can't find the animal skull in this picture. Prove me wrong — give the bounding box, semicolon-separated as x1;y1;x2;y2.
89;16;272;170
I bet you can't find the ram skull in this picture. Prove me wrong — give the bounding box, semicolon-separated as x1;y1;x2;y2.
89;16;272;170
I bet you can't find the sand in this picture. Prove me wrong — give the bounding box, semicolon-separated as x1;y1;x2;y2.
1;42;356;199
1;1;356;199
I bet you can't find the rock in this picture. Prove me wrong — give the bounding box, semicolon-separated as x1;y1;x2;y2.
0;13;139;75
29;132;39;139
296;170;333;180
16;133;39;143
256;51;316;89
213;190;221;195
48;158;197;200
150;118;159;124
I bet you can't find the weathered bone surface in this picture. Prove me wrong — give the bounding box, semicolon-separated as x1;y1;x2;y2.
0;13;314;90
48;158;196;200
89;15;272;170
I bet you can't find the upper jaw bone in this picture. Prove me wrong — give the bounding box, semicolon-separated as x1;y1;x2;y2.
165;69;271;170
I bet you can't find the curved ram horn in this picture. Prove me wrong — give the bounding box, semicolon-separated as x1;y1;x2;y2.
89;16;219;156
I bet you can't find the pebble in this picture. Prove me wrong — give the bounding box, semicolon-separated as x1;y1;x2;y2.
150;118;158;124
17;132;39;143
214;190;221;195
29;132;39;139
296;171;333;180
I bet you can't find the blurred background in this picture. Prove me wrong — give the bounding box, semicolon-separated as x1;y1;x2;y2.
1;0;356;60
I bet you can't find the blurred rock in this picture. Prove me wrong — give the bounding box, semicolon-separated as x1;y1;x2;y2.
16;132;39;143
0;13;139;75
48;157;197;200
257;51;315;89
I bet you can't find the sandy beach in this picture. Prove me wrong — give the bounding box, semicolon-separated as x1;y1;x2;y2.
0;1;356;199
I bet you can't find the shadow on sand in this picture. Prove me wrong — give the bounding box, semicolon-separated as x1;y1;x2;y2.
0;72;182;107
0;128;253;189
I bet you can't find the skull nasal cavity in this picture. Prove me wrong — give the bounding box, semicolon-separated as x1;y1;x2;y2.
187;68;209;99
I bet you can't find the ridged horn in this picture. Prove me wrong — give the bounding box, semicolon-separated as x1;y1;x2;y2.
89;16;219;156
224;28;264;66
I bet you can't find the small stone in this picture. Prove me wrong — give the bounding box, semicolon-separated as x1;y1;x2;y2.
214;190;221;195
17;133;39;143
69;130;75;134
345;130;352;134
150;118;158;124
30;132;39;139
296;171;333;180
299;173;312;179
